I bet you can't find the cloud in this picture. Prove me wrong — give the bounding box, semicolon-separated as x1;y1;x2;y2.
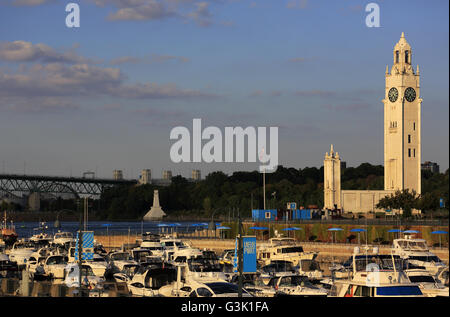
0;95;79;114
0;41;96;64
187;2;212;27
109;54;190;65
91;0;221;27
286;0;308;9
0;62;216;99
8;0;56;6
106;0;177;21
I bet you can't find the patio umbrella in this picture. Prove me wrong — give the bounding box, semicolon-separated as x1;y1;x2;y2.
282;227;302;239
403;230;420;234
431;231;448;248
388;228;402;239
350;228;367;245
328;228;343;244
217;226;231;230
250;227;269;240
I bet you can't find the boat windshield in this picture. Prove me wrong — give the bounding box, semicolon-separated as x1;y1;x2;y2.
300;259;320;272
111;253;132;261
188;256;221;272
270;276;315;288
55;232;73;239
46;256;67;265
280;246;304;254
206;282;239;295
408;255;442;263
354;255;405;271
408;275;436;283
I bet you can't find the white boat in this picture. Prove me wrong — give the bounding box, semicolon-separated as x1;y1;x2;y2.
67;247;110;278
160;237;202;262
53;231;75;248
404;268;449;297
392;236;448;277
329;247;424;297
107;251;138;273
64;263;105;288
266;274;328;297
42;254;68;279
257;237;318;267
7;240;37;267
159;278;253;297
127;265;178;297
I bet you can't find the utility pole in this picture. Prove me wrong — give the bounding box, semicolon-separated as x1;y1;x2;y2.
78;210;83;297
238;207;243;297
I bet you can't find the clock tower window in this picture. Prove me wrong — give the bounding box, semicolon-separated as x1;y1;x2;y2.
395;51;399;63
405;50;409;64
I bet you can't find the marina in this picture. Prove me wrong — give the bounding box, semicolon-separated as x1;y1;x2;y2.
1;219;448;298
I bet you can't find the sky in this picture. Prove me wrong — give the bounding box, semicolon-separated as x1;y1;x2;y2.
0;0;448;180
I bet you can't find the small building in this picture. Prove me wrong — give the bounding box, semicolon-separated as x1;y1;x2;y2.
421;161;440;174
113;170;123;180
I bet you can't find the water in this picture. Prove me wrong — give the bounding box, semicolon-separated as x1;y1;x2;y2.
12;221;220;238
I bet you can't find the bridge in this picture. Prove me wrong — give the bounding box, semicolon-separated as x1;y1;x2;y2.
0;174;138;198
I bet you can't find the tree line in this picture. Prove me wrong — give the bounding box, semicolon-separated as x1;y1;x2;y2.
94;164;448;220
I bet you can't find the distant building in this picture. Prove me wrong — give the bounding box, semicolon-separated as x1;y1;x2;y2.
192;169;201;181
162;170;172;180
113;170;123;180
421;161;439;174
140;169;152;184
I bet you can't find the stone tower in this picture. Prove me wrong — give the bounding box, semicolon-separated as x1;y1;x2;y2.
324;144;341;210
383;32;421;194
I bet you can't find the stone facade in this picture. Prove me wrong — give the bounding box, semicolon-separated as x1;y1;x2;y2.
323;33;422;214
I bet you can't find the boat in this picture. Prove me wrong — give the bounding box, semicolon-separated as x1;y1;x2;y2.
1;211;18;246
63;263;106;288
7;239;37;268
53;231;75;249
159;277;253;297
0;253;19;278
392;236;448;277
404;268;449;297
256;237;318;267
328;247;424;297
266;273;328;297
230;272;276;297
29;222;53;248
126;264;177;297
107;251;138;273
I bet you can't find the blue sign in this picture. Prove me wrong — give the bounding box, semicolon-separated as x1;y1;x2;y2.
440;198;445;208
242;236;257;273
74;231;94;261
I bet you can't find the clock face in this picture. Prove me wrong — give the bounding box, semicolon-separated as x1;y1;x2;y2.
405;87;416;102
388;87;398;102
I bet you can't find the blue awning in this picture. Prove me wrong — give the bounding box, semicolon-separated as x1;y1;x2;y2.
350;228;366;232
403;230;420;234
388;229;402;233
282;227;302;231
328;228;343;231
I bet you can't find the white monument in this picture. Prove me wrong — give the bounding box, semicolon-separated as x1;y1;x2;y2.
143;190;167;221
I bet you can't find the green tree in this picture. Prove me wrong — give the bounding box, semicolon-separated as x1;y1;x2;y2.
376;189;419;218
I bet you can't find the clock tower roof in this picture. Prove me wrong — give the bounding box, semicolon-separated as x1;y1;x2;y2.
394;32;411;51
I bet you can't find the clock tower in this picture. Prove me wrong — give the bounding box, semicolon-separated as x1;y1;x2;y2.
383;32;421;194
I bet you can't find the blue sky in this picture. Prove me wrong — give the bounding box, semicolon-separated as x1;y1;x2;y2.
0;0;448;179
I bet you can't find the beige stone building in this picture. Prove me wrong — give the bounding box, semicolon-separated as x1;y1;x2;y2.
324;33;421;214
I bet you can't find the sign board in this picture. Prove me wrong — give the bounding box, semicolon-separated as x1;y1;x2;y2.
242;236;257;273
265;211;271;219
74;231;94;261
287;202;297;210
440;198;445;208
